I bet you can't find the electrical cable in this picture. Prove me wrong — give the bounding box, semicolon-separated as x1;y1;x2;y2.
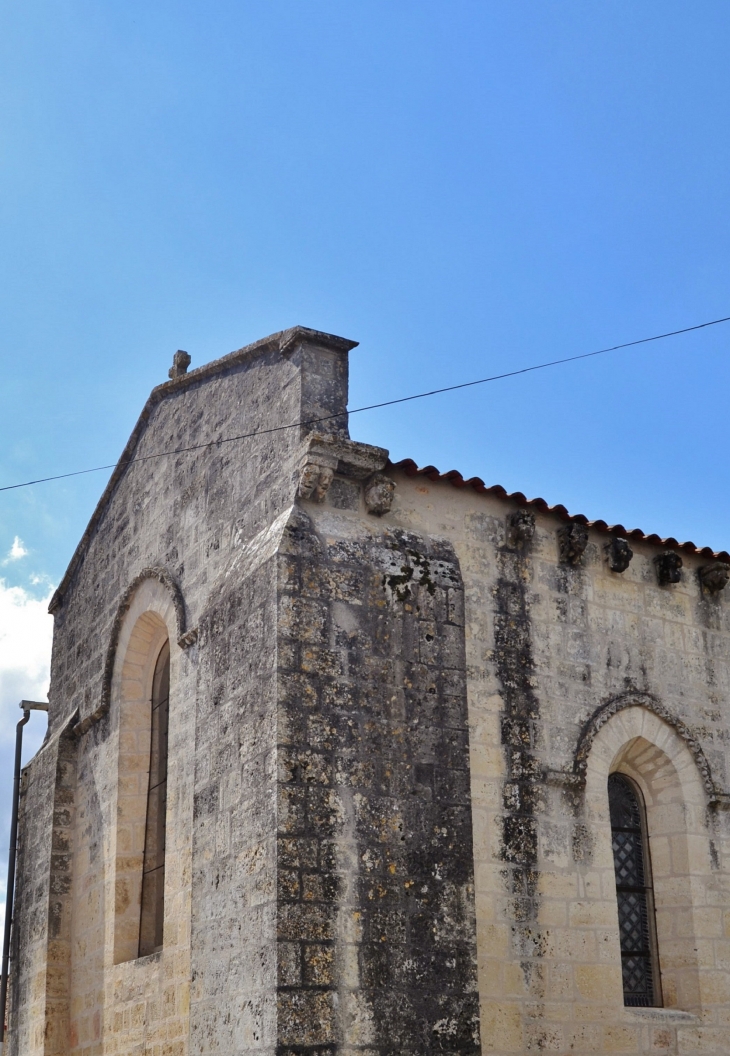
1;313;729;494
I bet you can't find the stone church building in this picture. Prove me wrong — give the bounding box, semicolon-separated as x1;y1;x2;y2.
7;327;730;1056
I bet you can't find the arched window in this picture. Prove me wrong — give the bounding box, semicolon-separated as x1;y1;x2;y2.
608;772;662;1007
139;640;170;956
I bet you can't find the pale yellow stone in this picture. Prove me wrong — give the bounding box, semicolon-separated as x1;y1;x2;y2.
574;964;622;1002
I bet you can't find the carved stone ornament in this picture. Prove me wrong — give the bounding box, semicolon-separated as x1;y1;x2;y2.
364;473;396;516
699;561;730;594
295;434;390;508
558;522;589;565
178;627;199;648
298;462;334;503
654;550;683;586
508;509;535;549
168;349;191;379
606;537;633;573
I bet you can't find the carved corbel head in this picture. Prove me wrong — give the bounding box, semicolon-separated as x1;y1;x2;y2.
299;462;334;503
508;509;535;549
698;561;730;594
558;522;589;565
364;473;396;516
654;551;683;586
606;537;633;573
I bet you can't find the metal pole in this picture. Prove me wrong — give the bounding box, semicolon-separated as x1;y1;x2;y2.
0;702;48;1056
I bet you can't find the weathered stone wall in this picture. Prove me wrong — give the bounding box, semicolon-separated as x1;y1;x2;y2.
388;468;730;1056
275;505;480;1056
11;728;67;1056
9;328;730;1056
188;525;281;1056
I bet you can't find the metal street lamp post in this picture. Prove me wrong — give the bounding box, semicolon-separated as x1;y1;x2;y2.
0;701;49;1056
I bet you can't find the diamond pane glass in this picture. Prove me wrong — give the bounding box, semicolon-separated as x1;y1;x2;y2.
608;773;658;1007
613;830;645;888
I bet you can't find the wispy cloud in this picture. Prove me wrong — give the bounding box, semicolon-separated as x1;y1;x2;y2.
3;536;29;563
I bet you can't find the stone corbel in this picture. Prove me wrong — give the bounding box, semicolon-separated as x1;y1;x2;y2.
298;461;335;503
508;509;535;549
698;561;730;594
654;551;683;586
296;433;390;506
364;473;396;516
558;522;589;565
177;627;199;649
606;536;633;573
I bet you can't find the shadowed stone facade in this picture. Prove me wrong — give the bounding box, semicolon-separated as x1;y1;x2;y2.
7;328;730;1056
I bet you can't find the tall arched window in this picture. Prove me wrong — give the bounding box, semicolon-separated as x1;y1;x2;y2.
608;772;662;1007
139;640;170;956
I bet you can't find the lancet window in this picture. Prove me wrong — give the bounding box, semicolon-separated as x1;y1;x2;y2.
608;772;662;1007
139;639;170;956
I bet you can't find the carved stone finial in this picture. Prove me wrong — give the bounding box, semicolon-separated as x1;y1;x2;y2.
558;522;589;565
299;462;334;503
168;350;191;379
364;474;395;516
606;537;633;574
699;561;730;594
508;509;535;549
654;551;683;586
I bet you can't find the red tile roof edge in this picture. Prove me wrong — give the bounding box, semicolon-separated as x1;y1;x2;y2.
388;459;730;563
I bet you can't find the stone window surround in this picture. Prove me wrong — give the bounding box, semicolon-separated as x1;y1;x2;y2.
584;705;718;1017
109;578;178;966
608;770;663;1007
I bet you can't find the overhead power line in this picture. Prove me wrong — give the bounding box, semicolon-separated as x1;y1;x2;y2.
1;313;729;495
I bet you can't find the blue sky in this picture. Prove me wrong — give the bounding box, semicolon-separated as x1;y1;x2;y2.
1;1;730;900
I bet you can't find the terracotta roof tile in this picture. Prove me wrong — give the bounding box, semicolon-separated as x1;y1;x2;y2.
389;459;730;563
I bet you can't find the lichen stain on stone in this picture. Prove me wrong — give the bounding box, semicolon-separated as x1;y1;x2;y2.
382;547;437;601
279;511;480;1055
571;822;594;862
493;541;545;988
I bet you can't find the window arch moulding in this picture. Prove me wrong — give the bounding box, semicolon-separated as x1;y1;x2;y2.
108;575;177;965
73;566;196;738
573;692;725;805
581;704;724;1016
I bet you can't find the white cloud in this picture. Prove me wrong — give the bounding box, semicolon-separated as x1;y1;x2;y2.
3;536;29;563
0;577;54;930
0;578;53;732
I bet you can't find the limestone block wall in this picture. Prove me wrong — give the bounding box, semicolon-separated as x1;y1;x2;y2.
10;722;76;1056
388;467;730;1056
188;526;281;1056
60;576;197;1056
276;504;480;1056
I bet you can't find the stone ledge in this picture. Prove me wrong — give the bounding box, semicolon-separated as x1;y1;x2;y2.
626;1008;699;1024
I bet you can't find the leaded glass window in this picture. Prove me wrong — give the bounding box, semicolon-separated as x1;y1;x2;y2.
608;772;661;1007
